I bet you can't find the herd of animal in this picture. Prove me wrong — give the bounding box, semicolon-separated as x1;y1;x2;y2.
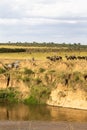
46;55;87;61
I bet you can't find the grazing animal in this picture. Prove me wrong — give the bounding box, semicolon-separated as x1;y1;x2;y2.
84;75;87;80
46;56;62;61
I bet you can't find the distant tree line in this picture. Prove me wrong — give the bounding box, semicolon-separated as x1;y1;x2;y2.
0;48;26;53
0;42;87;53
0;42;87;46
0;47;86;53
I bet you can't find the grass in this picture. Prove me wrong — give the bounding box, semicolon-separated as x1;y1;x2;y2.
0;47;86;60
0;52;53;60
23;87;49;104
39;68;46;73
24;95;38;104
24;68;34;75
0;67;6;74
0;88;19;103
0;44;55;49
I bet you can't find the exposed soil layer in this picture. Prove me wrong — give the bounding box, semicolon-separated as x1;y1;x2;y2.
0;59;87;110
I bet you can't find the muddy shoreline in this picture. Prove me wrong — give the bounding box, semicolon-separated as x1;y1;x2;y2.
0;121;87;130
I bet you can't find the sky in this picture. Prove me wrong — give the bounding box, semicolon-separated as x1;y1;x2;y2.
0;0;87;44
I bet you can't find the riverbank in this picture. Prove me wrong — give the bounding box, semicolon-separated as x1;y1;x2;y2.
0;121;87;130
0;59;87;110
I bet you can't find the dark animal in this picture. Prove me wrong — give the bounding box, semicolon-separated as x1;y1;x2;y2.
84;75;87;80
7;74;10;86
46;56;62;62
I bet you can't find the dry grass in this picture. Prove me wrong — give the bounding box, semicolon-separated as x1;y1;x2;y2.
0;44;86;60
0;51;87;60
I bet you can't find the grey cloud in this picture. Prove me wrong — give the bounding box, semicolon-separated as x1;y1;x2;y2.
0;20;87;43
0;0;87;44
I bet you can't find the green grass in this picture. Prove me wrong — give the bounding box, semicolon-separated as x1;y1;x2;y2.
0;51;86;59
0;88;19;103
24;95;38;104
0;68;6;74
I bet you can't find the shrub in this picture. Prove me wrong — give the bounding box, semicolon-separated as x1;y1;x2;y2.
29;85;51;104
23;76;30;82
0;68;6;74
35;78;42;84
39;68;45;73
24;96;38;104
0;89;19;103
24;68;34;75
49;70;55;73
73;71;82;82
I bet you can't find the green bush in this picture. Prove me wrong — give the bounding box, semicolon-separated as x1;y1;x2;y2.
29;85;51;104
23;76;30;82
0;89;19;103
24;68;34;75
35;78;42;84
24;85;48;105
0;68;6;74
49;70;55;73
7;91;17;103
73;71;82;82
24;96;38;104
39;68;45;73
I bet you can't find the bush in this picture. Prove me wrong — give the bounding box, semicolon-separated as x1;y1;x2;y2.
29;85;51;104
39;68;45;73
23;76;30;82
24;96;38;104
73;71;82;82
24;68;34;75
0;68;6;74
0;89;19;103
35;78;42;84
49;70;55;73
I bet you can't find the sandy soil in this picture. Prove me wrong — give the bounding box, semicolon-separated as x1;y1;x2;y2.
0;121;87;130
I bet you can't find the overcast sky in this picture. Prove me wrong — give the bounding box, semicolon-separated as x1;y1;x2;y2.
0;0;87;44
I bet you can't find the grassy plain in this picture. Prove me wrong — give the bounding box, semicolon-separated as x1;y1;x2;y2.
0;51;86;60
0;44;87;60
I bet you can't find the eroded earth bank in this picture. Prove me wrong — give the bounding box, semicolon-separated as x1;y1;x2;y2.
0;59;87;110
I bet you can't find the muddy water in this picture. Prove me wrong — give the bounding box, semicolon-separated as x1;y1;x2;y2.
0;103;87;122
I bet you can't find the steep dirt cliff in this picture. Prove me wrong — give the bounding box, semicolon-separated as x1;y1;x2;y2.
0;59;87;110
47;83;87;110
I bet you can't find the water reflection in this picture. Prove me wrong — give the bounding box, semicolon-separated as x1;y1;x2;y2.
0;103;87;122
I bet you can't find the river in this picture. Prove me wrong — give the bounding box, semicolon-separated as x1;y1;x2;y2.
0;103;87;122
